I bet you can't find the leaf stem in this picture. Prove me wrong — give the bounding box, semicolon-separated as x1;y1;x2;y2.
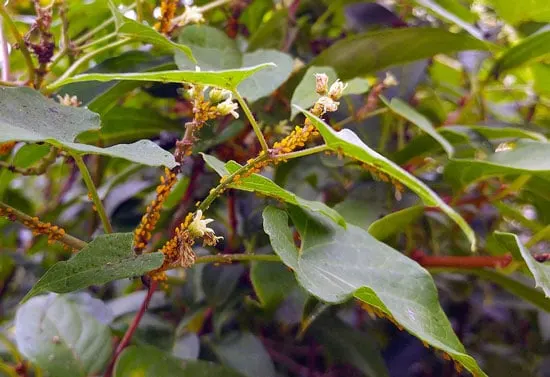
490;174;531;202
136;0;143;22
194;253;281;264
0;201;87;250
46;38;131;92
272;144;328;160
103;280;158;377
234;90;269;152
197;153;269;212
79;32;118;50
0;18;10;81
0;4;35;85
410;250;512;269
73;155;113;234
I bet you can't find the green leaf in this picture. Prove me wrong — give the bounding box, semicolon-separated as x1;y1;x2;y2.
486;0;550;24
174;25;293;101
432;268;550;312
201;153;345;226
23;233;164;301
175;25;241;70
393;125;547;164
368;205;425;241
311;28;489;80
108;0;195;61
15;294;113;377
114;345;246;377
381;96;454;157
493;231;550;298
0;87;177;168
444;140;550;189
290;65;370;118
414;0;482;39
210;332;276;377
238;50;294;101
251;262;297;310
263;206;486;377
311;315;389;377
247;9;288;52
262;206;299;270
491;29;550;77
202;264;245;307
297;106;476;250
50;64;275;93
77;107;182;145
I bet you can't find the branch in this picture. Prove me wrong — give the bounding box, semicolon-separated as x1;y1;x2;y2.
194;253;280;265
103;280;158;377
410;250;512;269
0;201;87;250
234;90;269;152
73;155;113;234
0;4;35;85
0;147;58;175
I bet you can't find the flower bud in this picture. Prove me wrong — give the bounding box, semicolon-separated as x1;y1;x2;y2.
328;79;347;100
315;73;329;95
209;88;230;103
383;72;398;87
217;99;240;119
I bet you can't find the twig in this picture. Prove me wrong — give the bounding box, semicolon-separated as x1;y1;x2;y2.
0;4;35;85
103;281;158;377
0;147;58;175
526;224;550;248
410;250;512;269
0;201;87;250
194;253;280;264
233;90;269;152
73;155;113;234
0;18;10;81
272;145;328;161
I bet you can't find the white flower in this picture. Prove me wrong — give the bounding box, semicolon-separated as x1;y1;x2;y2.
317;96;339;113
217;98;240;119
383;72;398;87
188;210;215;238
177;6;205;26
328;79;348;100
314;73;329;95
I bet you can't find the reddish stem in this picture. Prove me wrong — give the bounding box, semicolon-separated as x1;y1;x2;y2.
227;191;238;250
411;250;512;269
103;280;158;377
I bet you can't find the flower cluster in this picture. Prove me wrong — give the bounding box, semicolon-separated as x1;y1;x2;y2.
0;142;16;156
134;168;178;253
150;210;223;281
57;94;81;107
172;5;205;28
272;73;345;156
156;0;178;35
0;206;67;247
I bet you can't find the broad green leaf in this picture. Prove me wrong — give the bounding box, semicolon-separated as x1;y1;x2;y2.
201;153;345;226
108;0;195;61
210;332;276;377
238;50;294;101
0;87;177;168
262;206;299;269
49;64;275;93
202;264;245;307
311;28;489;80
15;294;113;377
394;125;547;164
431;268;550;312
174;25;293;101
414;0;482;39
368;205;425;241
491;29;550;77
114;345;246;377
247;9;288;52
176;25;241;70
262;206;486;377
493;231;550;298
381;96;454;157
297;106;475;250
290;65;370;118
251;262;297;310
23;233;164;301
444;140;550;188
311;316;389;377
486;0;550;24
